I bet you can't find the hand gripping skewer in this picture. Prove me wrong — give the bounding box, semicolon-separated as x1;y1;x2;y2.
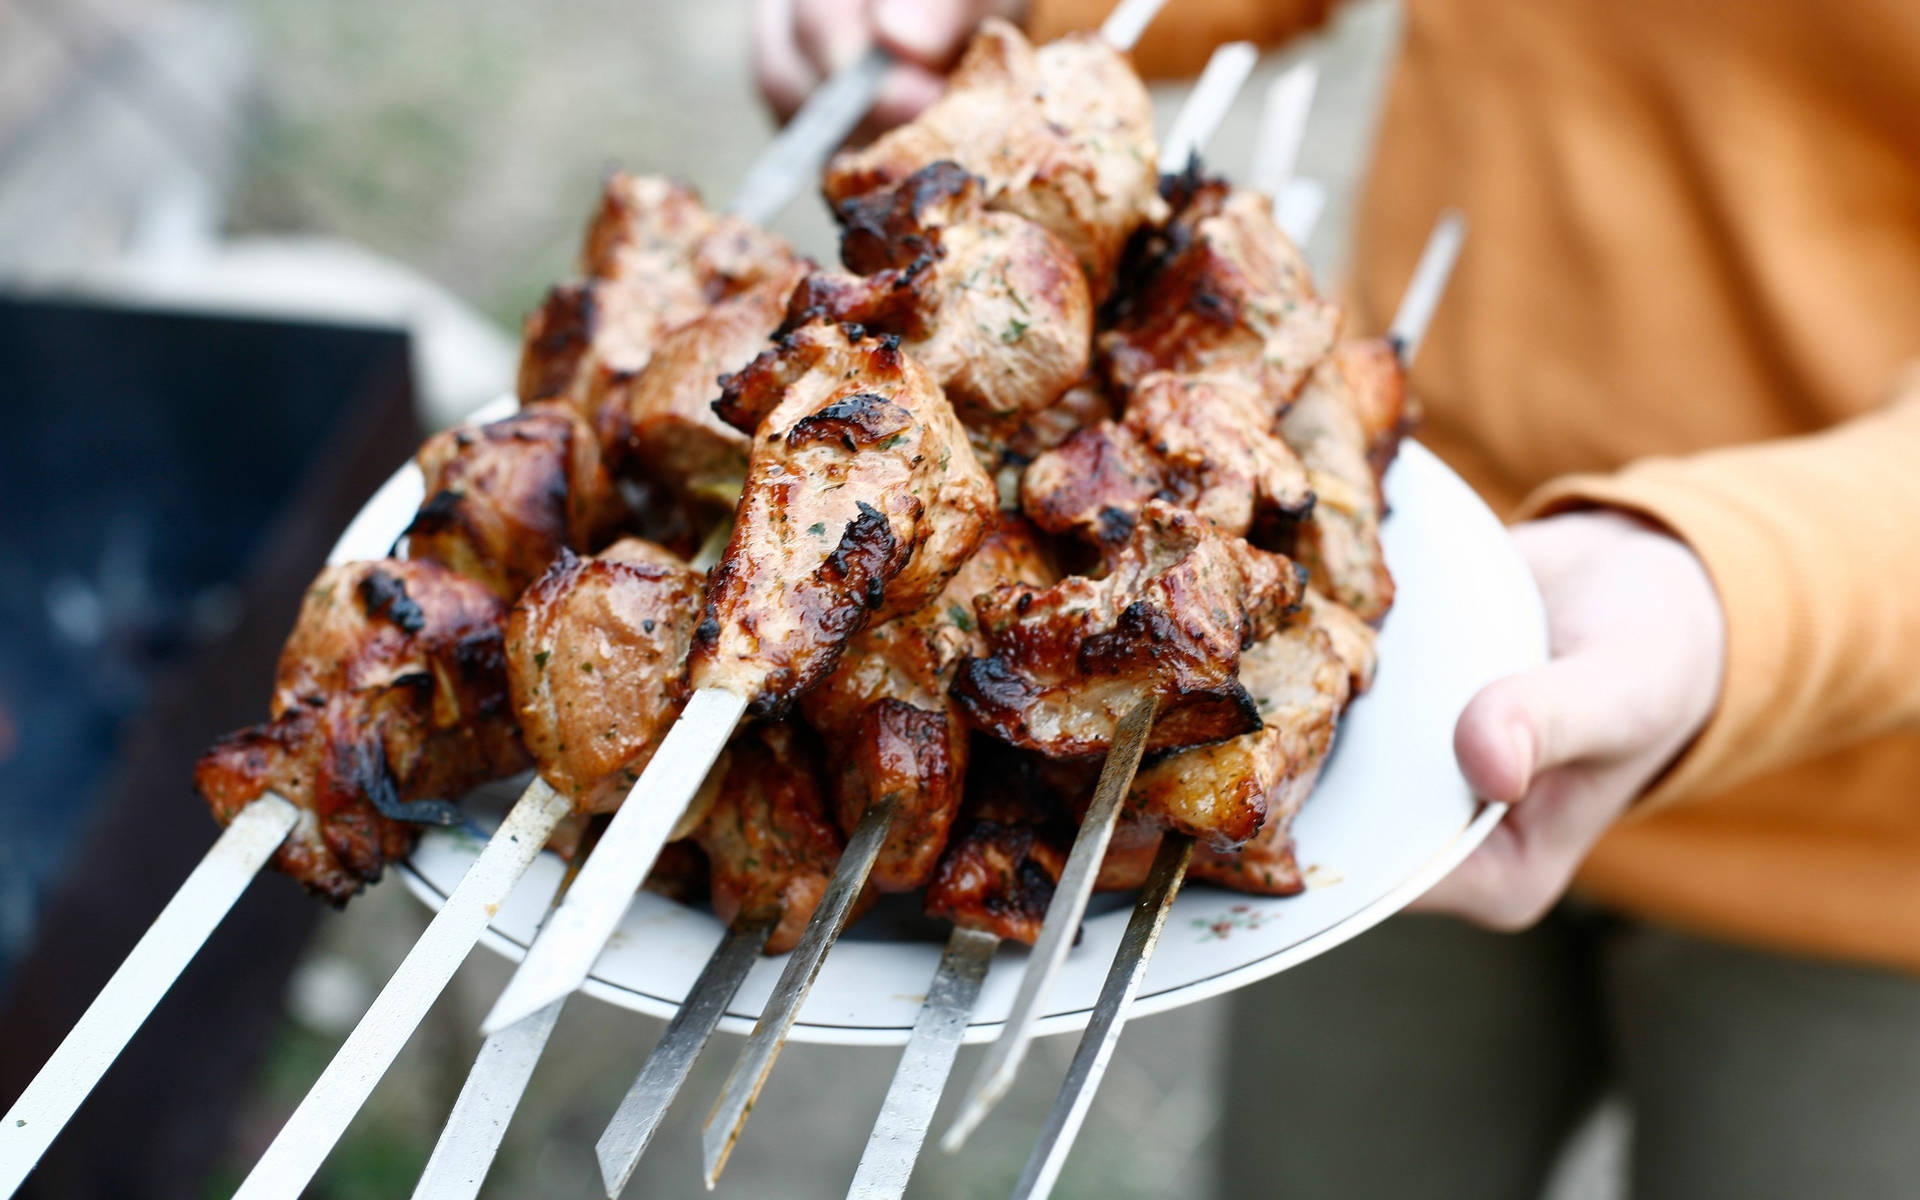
409;814;608;1200
1012;209;1468;1199
699;27;1239;1191
938;45;1274;1160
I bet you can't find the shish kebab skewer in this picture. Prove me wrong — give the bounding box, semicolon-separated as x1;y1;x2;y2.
227;81;900;1200
834;59;1320;1199
1012;210;1468;1200
696;27;1238;1190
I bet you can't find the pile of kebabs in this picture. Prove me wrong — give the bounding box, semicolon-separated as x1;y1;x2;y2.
195;18;1407;966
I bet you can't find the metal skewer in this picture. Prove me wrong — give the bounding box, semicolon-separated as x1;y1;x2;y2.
701;794;898;1185
409;814;609;1200
0;792;298;1196
1158;41;1258;168
596;915;777;1198
1010;208;1465;1195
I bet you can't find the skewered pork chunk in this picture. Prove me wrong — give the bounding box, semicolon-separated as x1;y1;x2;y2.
1103;175;1341;409
1100;591;1378;892
1023;370;1314;544
691;320;997;716
518;173;803;433
1278;339;1411;623
407;402;628;601
823;20;1163;300
598;261;809;508
953;500;1306;759
692;722;845;954
802;514;1055;892
506;538;706;815
792;162;1092;443
922;738;1072;944
196;561;529;902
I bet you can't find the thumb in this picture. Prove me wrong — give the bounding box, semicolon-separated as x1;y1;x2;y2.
875;0;982;67
1453;647;1657;804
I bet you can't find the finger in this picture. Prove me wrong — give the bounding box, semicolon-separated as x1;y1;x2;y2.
1453;646;1665;804
874;0;981;68
795;0;874;76
865;63;947;130
754;0;820;121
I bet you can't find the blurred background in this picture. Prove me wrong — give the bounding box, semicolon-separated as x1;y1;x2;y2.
0;1;1621;1196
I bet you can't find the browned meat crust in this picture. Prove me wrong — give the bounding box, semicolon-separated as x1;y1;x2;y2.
823;20;1164;300
953;501;1305;759
1279;339;1411;623
923;739;1072;944
1102;174;1341;409
794;162;1092;443
692;722;846;954
691;320;996;715
407;402;628;601
802;514;1055;891
195;561;529;902
506;538;706;814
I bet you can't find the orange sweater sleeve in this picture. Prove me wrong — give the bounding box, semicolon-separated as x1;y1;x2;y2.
1517;368;1920;809
1025;0;1333;78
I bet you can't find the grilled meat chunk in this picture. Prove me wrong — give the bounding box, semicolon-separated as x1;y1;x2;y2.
1103;177;1340;408
803;514;1055;891
407;402;628;601
954;500;1305;759
692;722;845;954
823;20;1163;299
518;173;804;441
1102;592;1377;891
600;261;808;508
1279;338;1411;623
794;162;1092;442
507;538;705;814
1024;371;1314;543
923;739;1071;944
196;561;528;902
691;320;997;715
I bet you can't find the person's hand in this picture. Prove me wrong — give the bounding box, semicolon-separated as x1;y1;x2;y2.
753;0;1026;131
1413;510;1726;930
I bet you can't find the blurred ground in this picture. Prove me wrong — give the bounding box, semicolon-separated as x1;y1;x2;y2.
0;1;1626;1196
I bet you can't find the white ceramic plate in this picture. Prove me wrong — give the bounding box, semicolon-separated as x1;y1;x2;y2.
331;398;1545;1046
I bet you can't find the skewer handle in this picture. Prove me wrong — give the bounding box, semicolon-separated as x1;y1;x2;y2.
596;916;775;1199
410;998;564;1200
728;46;890;226
1159;41;1259;169
847;927;999;1200
481;686;747;1035
1011;833;1194;1200
235;780;571;1200
1387;209;1468;367
943;694;1158;1152
702;793;900;1187
0;792;297;1198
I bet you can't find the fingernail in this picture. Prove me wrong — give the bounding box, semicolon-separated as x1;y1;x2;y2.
876;0;956;61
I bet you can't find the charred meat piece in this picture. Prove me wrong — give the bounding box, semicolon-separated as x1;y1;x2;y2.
691;320;996;716
407;402;628;601
1103;177;1341;408
794;162;1092;442
1278;339;1411;623
1024;371;1313;543
598;261;809;507
923;738;1072;945
1104;592;1377;892
823;20;1163;299
196;561;529;902
803;514;1055;892
954;500;1305;759
518;173;804;433
692;722;846;954
506;538;706;814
